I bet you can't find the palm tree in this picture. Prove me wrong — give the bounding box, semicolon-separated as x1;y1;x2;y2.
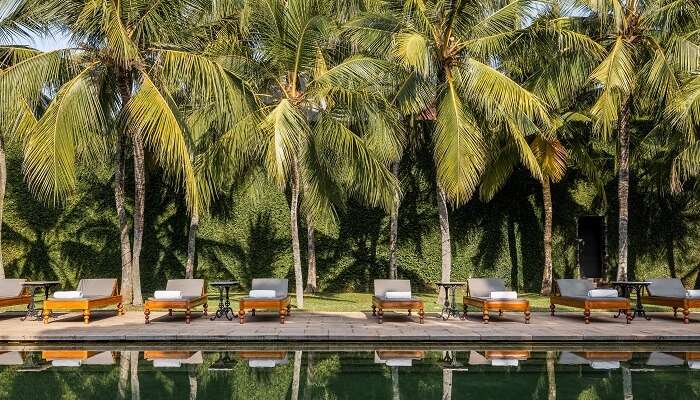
1;0;250;304
201;0;399;308
347;0;551;283
567;0;700;281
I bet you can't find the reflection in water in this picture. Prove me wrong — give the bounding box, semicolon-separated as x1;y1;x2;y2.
0;347;697;399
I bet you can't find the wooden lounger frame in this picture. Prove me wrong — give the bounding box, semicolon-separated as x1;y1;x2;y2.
371;297;425;324
0;287;31;309
238;297;291;324
43;282;123;324
463;297;531;324
144;289;208;324
642;296;699;324
550;283;632;324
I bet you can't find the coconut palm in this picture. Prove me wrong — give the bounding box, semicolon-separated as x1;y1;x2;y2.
564;0;700;281
346;0;552;283
199;0;400;308
1;0;251;304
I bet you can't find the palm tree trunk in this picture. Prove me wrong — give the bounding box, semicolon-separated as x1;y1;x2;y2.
546;351;556;400
117;78;133;303
0;136;6;279
617;100;631;282
291;160;304;309
305;216;317;293
118;351;130;400
388;161;400;279
131;132;145;305
291;351;302;400
304;352;314;400
129;350;140;400
441;368;452;400
622;366;633;400
437;186;452;303
391;366;400;400
188;367;198;400
186;209;199;279
541;179;553;295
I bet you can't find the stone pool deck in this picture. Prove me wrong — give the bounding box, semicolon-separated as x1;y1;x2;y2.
0;310;698;342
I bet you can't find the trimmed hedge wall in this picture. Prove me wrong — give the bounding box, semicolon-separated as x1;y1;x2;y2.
3;141;700;294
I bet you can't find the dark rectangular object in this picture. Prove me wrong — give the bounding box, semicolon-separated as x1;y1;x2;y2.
577;216;606;279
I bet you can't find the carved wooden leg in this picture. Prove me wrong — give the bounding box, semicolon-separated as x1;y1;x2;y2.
584;308;591;324
43;309;50;324
252;309;256;316
550;303;555;316
673;307;678;318
83;309;91;324
483;308;490;324
185;307;191;324
372;305;376;316
117;303;124;316
144;308;150;324
625;309;632;324
378;308;384;324
408;309;412;316
238;309;245;324
168;309;173;317
525;309;531;324
286;304;291;316
418;308;424;324
279;308;286;324
203;302;208;316
683;308;690;324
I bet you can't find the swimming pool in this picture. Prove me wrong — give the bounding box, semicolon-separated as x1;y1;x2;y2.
0;344;697;399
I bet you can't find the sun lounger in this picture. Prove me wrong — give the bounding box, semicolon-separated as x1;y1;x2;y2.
374;350;425;367
371;279;424;324
144;279;208;324
239;352;288;368
559;351;632;370
469;350;530;367
550;279;631;324
43;279;123;324
463;278;530;324
42;350;115;367
144;351;203;368
0;279;31;311
642;278;700;324
238;278;290;324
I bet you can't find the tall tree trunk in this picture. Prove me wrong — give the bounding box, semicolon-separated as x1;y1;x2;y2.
188;367;198;400
186;209;199;279
541;179;553;295
622;366;633;400
118;351;130;400
291;351;302;400
546;351;556;400
391;366;400;400
304;352;314;400
305;217;317;293
290;161;304;309
117;78;133;303
129;351;140;400
388;161;400;279
0;136;6;279
617;100;631;282
441;368;452;400
131;132;145;305
437;187;452;303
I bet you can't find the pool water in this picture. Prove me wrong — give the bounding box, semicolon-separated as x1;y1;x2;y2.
0;346;698;399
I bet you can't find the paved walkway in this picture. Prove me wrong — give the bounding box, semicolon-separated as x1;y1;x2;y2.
0;310;698;342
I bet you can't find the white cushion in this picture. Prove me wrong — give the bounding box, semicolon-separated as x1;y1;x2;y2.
587;289;619;298
385;291;412;300
249;290;277;299
385;359;412;367
490;291;517;300
153;359;182;368
688;361;700;369
249;359;277;368
590;361;620;369
53;291;83;299
52;359;81;367
491;359;519;367
154;290;182;300
686;290;700;298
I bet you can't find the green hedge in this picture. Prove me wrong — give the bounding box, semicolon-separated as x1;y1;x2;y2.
3;142;700;294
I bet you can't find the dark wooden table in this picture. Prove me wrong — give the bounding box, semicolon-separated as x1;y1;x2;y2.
21;281;60;321
210;281;239;321
435;282;466;320
611;281;652;320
